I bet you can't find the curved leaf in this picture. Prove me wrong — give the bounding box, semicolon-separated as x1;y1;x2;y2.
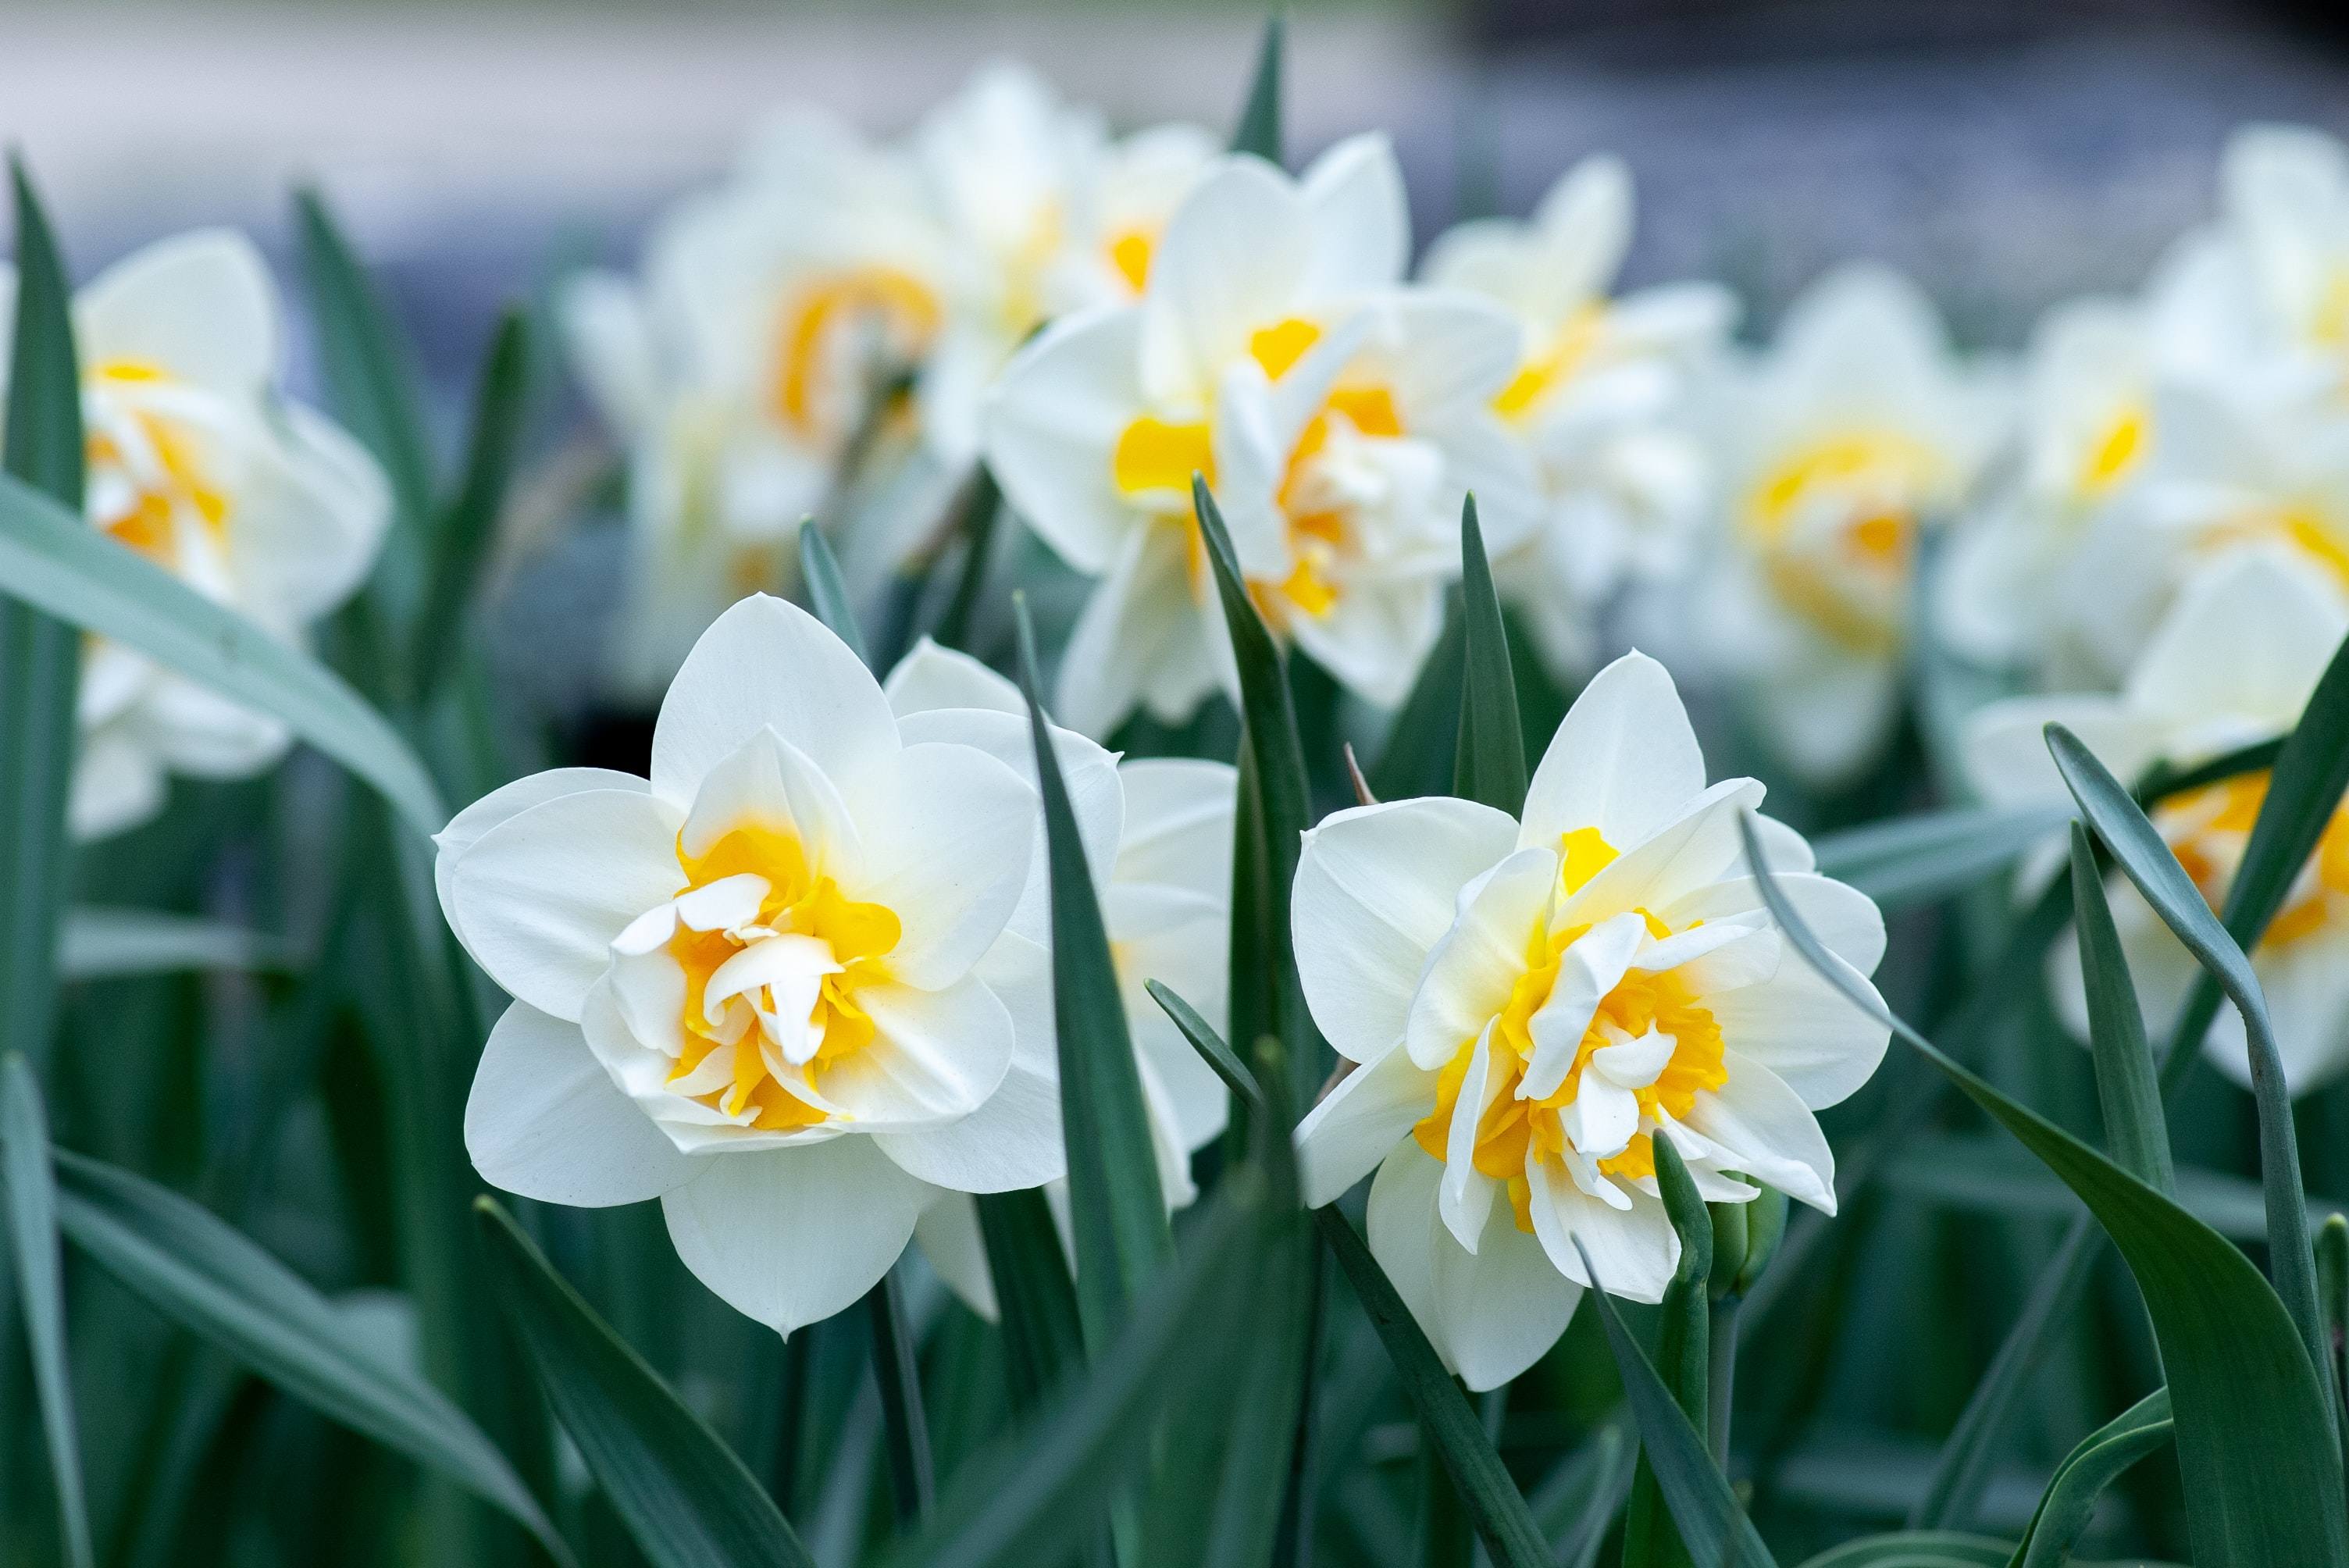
2;1055;91;1568
973;1187;1084;1413
1230;12;1285;161
2014;1388;2173;1568
295;187;434;536
1625;1137;1715;1568
1147;978;1267;1119
866;1270;936;1527
414;305;530;697
799;521;871;669
1371;588;1464;803
1453;496;1527;817
1809;805;2072;913
1531;1417;1637;1568
58;907;294;980
929;463;1001;654
2069;821;2174;1194
1795;1534;2013;1568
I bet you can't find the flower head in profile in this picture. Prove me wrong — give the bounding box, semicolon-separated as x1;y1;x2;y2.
0;230;390;839
1421;155;1734;679
984;134;1540;736
1704;263;2009;784
1966;552;2349;1092
1292;652;1887;1388
438;596;1060;1335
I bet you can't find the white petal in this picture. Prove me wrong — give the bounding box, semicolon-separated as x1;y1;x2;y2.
914;1192;1000;1322
822;973;1016;1133
1520;911;1648;1100
1703;947;1892;1109
1299;134;1410;299
1684;1055;1837;1212
448;789;686;1023
1293;1044;1442;1207
465;1002;704;1206
874;1055;1066;1193
1562;779;1766;928
661;1138;932;1335
1559;1073;1641;1161
844;741;1036;989
1292;797;1520;1063
1366;1142;1453;1374
1431;1192;1584;1393
77;230;276;393
679;726;864;882
883;637;1024;718
983;306;1148;575
1520;650;1706;857
1659;871;1886;978
1962;695;2151;811
1111;758;1238;900
1406;848;1559;1070
1142;155;1311;399
1439;1028;1503;1253
1526;1156;1677;1303
435;768;651;927
1051;523;1214;739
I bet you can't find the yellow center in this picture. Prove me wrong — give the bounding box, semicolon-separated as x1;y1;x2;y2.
1743;431;1939;654
2197;507;2349;602
1492;301;1607;421
771;268;941;444
2078;402;2149;497
2158;771;2349;950
1410;827;1729;1232
1108;230;1155;293
87;360;229;563
665;825;901;1128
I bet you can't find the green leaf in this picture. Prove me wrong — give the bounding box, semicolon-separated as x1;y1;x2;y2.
865;1269;936;1527
1808;805;2072;913
1371;589;1465;803
1741;808;2349;1568
49;1150;569;1561
1624;1136;1715;1568
413;305;529;699
1452;496;1527;817
1528;1417;1636;1568
0;157;85;1078
2013;1388;2173;1568
1793;1534;2014;1568
2;1055;92;1568
57;906;295;980
1884;1131;2346;1240
1230;11;1285;161
295;186;435;537
799;521;872;669
972;1187;1085;1412
1574;1235;1779;1568
0;472;447;836
1314;1204;1553;1568
1012;596;1171;1356
2048;723;2325;1388
930;464;1001;654
473;1197;806;1568
1146;978;1267;1119
2069;821;2176;1195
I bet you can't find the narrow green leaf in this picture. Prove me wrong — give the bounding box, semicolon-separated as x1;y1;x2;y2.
2322;1215;2349;1402
1808;805;2072;913
49;1151;569;1561
1012;596;1171;1355
800;522;871;669
2013;1388;2173;1568
1794;1535;2014;1568
866;1268;936;1527
295;186;435;534
1624;1136;1714;1568
474;1197;805;1568
2048;722;2325;1389
930;464;1001;654
1452;496;1527;817
0;472;447;836
57;906;294;980
2;1055;92;1568
1574;1235;1779;1568
1885;1131;2346;1240
1314;1204;1553;1568
1146;978;1267;1119
413;306;529;698
1528;1417;1636;1568
1371;588;1465;803
972;1187;1085;1412
1230;11;1285;162
1741;808;2349;1568
2069;821;2176;1194
0;157;85;1079
2134;735;2284;810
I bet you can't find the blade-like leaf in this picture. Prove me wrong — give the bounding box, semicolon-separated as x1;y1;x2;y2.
474;1197;806;1568
0;474;447;835
1809;805;2073;913
1574;1236;1779;1568
0;157;85;1079
2013;1388;2173;1568
49;1151;568;1560
800;522;872;669
1452;496;1527;817
1231;12;1285;161
973;1187;1085;1412
1371;588;1465;803
413;305;529;697
866;1268;936;1527
1741;809;2349;1568
295;186;434;536
57;907;294;980
2;1056;92;1568
930;464;1001;654
1794;1535;2014;1568
1529;1417;1637;1568
1624;1136;1714;1568
2069;821;2175;1194
1013;597;1171;1355
1146;978;1267;1118
1885;1131;2346;1240
2048;723;2323;1386
1314;1204;1553;1568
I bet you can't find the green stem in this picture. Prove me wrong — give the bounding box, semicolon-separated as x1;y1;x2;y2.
864;1267;935;1527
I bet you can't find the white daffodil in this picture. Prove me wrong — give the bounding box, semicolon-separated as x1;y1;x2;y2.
439;595;1063;1336
0;230;390;840
876;638;1236;1318
984;134;1542;736
1421;155;1734;680
1964;553;2349;1092
1291;651;1887;1388
1704;263;2010;785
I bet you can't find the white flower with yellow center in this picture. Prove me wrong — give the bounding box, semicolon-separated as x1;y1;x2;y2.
438;596;1061;1335
983;134;1542;736
1421;155;1734;679
1705;263;2009;784
873;639;1238;1316
1965;553;2349;1092
0;230;390;840
1290;653;1887;1388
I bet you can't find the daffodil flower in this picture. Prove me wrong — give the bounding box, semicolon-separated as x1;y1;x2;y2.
1703;263;2009;784
0;230;390;839
1290;652;1887;1388
1966;553;2349;1092
1421;155;1734;680
438;596;1060;1335
984;134;1542;736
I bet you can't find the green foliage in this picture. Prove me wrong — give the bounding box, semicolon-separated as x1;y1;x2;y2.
800;521;872;669
414;306;532;699
1624;1137;1715;1568
1231;12;1285;162
2;1055;91;1568
1452;497;1527;818
2012;1388;2173;1568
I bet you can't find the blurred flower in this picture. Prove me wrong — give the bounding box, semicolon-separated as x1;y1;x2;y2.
1289;652;1886;1388
1965;553;2349;1092
438;596;1060;1335
877;638;1236;1314
564;63;1213;704
1421;155;1734;681
984;134;1542;736
1704;263;2009;785
0;230;390;839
